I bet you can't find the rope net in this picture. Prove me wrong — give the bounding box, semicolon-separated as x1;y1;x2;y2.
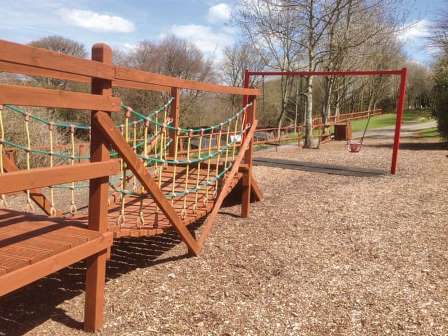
0;98;251;233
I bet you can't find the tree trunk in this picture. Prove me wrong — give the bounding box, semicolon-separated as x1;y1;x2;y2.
322;77;333;127
334;90;341;118
276;75;291;140
304;75;314;148
294;78;300;134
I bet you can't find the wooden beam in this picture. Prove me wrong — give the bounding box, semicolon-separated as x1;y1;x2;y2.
169;87;180;156
115;66;261;96
93;111;201;255
242;97;256;218
197;120;258;251
239;164;263;202
0;61;90;84
0;39;114;79
0;160;120;194
1;154;63;216
113;79;169;93
84;43;113;333
0;84;121;112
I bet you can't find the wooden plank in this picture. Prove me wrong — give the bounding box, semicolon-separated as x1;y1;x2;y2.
0;160;120;194
239;164;263;201
113;79;169;92
241;97;256;218
0;84;121;112
93;112;201;255
197;120;258;251
115;66;261;96
0;39;114;79
169;87;180;156
0;231;112;296
1;154;62;216
0;61;168;92
0;61;90;84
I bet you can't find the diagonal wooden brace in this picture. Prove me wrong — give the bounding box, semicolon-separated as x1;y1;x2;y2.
197;120;258;252
93;112;200;255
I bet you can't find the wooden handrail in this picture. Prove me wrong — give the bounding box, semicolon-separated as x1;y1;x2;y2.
0;39;114;79
115;66;261;96
0;84;121;111
0;160;120;194
0;39;260;96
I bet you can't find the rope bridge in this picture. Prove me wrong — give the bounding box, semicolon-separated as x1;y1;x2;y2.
0;99;255;237
0;39;264;331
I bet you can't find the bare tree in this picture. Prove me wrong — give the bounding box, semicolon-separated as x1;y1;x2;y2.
222;40;266;111
237;0;403;146
237;0;301;134
118;35;215;126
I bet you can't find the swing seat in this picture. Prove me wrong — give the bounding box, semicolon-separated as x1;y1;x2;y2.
346;140;362;153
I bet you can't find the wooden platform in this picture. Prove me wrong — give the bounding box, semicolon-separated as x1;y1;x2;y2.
0;209;112;296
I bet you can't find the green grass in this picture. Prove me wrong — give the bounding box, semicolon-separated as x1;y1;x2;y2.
417;127;441;139
351;109;433;133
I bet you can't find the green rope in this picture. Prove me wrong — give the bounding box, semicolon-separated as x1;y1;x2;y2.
4;105;91;130
123;102;252;135
139;124;248;165
1;124;171;160
4;98;174;130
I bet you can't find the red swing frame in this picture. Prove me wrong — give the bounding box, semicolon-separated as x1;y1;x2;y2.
243;68;408;174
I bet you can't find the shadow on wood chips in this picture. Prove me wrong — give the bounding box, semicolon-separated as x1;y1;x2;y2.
0;219;205;336
369;141;447;151
253;157;385;177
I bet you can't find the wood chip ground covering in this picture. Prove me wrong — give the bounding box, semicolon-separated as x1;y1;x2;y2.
1;137;448;335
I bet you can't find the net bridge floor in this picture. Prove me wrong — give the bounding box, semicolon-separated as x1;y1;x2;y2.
75;164;242;238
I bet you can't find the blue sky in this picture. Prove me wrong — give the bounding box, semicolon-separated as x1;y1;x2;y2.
0;0;444;65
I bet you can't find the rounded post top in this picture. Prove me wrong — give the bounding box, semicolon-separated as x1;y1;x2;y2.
91;43;112;64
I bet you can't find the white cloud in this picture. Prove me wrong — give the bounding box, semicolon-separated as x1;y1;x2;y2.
169;24;235;60
57;8;135;33
397;20;430;41
207;3;231;23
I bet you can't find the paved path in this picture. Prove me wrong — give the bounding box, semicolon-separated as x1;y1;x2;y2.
353;120;437;140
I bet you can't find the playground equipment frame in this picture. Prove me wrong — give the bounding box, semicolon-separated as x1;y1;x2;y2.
243;68;408;175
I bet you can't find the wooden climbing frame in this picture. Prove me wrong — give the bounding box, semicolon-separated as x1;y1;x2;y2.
0;39;262;331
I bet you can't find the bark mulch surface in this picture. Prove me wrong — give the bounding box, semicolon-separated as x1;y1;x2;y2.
1;138;447;335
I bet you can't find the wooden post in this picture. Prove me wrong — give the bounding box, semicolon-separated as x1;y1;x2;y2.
241;96;256;218
78;143;88;163
84;43;111;332
169;87;180;157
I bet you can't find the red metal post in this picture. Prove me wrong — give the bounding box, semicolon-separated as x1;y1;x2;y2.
391;68;407;175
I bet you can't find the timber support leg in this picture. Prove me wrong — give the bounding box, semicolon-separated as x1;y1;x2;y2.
241;167;251;218
84;249;108;332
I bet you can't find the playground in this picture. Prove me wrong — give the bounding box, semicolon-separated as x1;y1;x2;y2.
0;34;445;336
1;121;446;335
